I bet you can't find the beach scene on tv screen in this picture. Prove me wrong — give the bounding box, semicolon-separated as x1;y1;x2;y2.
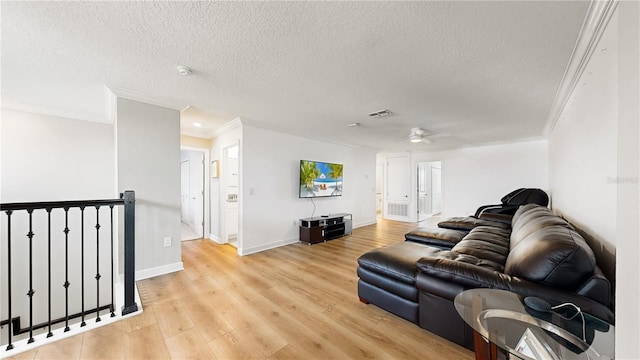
300;160;343;198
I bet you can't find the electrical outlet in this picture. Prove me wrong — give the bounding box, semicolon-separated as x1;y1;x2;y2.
163;236;171;247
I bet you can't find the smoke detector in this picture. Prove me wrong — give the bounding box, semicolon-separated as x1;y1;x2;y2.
177;65;193;76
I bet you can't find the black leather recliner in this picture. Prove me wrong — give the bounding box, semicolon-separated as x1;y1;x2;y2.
474;188;549;217
357;204;613;351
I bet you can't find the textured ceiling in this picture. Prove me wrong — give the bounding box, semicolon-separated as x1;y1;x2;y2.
1;1;589;152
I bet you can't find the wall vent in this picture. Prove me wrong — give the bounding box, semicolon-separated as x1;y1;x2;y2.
387;202;409;217
368;109;392;118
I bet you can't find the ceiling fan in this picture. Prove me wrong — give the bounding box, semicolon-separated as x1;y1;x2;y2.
408;127;451;144
409;127;433;144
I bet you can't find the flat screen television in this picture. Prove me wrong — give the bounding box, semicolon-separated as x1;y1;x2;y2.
299;160;343;198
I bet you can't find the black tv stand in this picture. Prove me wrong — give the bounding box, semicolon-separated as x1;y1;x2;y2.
299;213;352;244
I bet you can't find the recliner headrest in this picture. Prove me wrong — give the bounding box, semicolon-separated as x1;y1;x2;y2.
502;188;549;207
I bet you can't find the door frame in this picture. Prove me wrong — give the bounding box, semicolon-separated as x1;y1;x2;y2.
416;162;431;222
430;164;442;215
180;146;210;239
384;152;412;222
415;160;443;222
180;159;191;225
221;142;241;248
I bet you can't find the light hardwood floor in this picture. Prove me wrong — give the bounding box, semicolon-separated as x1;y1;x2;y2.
8;218;473;359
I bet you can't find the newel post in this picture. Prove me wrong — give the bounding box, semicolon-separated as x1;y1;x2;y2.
121;190;139;315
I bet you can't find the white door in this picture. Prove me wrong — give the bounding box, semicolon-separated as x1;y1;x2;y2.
190;152;204;237
375;164;383;214
180;160;190;223
385;154;411;221
431;166;442;214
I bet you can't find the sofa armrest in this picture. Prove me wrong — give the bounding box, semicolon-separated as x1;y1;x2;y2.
416;257;615;324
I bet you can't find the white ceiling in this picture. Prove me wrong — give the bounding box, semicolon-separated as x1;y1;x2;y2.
1;1;589;152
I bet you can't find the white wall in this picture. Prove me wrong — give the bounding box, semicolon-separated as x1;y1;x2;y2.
382;140;548;221
548;5;639;358
1;109;115;201
181;135;212;149
615;3;640;357
548;9;618;265
0;108;116;328
115;98;182;279
241;126;377;255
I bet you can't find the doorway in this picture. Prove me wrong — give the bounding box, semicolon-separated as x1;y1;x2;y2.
180;149;205;241
376;164;383;215
222;144;239;247
417;161;442;223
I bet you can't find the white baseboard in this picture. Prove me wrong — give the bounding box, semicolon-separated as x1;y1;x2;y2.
208;233;226;244
135;261;184;280
237;219;377;256
354;219;377;228
238;236;299;256
383;215;414;223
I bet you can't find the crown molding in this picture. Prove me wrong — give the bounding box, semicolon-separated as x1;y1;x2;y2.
2;101;109;124
543;0;618;137
208;117;243;138
106;85;187;112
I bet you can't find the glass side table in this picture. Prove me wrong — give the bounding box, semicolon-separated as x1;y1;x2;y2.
454;289;614;360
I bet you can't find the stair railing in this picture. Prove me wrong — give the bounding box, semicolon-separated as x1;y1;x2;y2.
0;190;138;351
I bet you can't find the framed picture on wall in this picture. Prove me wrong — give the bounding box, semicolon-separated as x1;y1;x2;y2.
211;160;219;178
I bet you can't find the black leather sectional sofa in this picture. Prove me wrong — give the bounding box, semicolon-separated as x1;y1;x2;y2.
357;204;614;350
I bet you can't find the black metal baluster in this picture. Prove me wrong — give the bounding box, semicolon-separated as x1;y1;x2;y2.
95;206;101;322
27;209;35;344
1;195;134;341
80;206;86;327
5;210;14;351
63;207;71;332
46;208;53;337
109;205;115;317
122;191;138;316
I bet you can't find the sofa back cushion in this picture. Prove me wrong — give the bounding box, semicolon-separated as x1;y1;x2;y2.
506;205;597;290
510;205;573;248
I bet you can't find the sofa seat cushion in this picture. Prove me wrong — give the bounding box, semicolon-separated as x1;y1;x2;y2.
405;227;467;248
438;216;511;232
357;242;441;285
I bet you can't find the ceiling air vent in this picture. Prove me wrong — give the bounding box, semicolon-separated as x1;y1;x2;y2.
368;109;392;118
